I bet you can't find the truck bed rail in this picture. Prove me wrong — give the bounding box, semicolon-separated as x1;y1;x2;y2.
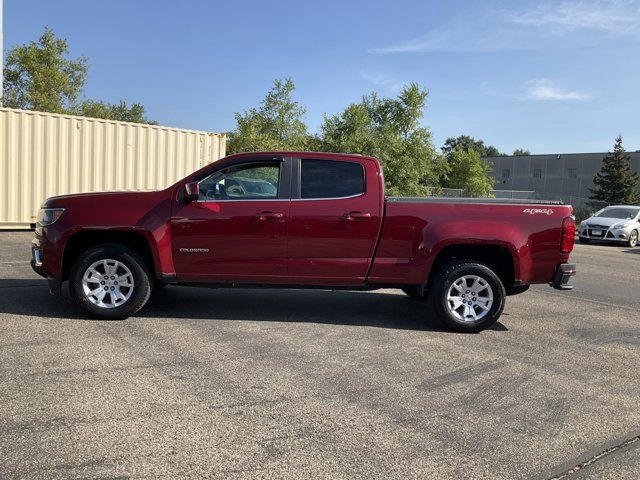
386;197;566;206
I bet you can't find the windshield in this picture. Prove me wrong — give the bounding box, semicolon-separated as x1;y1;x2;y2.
594;207;640;219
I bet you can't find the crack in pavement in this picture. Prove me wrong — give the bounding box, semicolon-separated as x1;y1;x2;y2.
534;433;640;479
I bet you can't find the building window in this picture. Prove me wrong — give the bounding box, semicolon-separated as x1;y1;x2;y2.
532;168;542;179
568;167;577;178
501;169;510;179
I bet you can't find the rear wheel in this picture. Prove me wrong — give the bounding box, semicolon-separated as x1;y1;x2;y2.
429;260;506;333
628;230;638;248
69;244;152;320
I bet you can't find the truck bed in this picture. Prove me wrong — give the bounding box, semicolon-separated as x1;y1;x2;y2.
369;197;574;286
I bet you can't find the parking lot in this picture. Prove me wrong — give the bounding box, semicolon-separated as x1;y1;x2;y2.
0;232;638;479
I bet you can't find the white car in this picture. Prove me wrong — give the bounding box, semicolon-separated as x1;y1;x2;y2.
579;205;640;247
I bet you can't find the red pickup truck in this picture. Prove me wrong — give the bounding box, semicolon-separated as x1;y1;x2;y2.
31;152;576;332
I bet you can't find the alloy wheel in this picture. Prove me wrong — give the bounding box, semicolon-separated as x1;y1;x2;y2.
81;259;135;309
446;275;494;322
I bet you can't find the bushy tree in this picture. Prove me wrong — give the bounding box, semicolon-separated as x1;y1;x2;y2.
442;135;503;158
227;78;310;154
79;100;156;124
513;148;531;156
2;27;154;124
444;149;495;197
590;135;640;205
2;27;87;113
319;84;444;196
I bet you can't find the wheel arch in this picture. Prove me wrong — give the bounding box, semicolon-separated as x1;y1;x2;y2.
61;230;157;281
425;243;516;291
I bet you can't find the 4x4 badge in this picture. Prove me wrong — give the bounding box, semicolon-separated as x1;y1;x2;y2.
523;208;554;215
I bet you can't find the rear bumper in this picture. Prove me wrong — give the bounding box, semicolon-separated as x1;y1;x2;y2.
552;263;576;290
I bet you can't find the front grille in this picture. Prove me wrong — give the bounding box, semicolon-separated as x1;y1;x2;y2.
587;224;608;229
588;226;608;237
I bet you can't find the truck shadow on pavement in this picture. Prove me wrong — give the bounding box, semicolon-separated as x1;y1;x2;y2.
0;279;508;332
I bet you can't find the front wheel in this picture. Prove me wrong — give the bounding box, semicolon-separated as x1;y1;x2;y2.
429;260;506;333
69;244;152;320
628;230;638;248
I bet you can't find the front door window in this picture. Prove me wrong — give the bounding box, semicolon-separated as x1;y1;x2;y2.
199;162;280;201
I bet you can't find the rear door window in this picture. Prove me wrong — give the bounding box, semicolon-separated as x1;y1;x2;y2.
300;159;364;199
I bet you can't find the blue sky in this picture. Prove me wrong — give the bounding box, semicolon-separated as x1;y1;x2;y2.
3;0;640;154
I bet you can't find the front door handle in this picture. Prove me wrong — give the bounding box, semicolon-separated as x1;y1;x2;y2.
345;211;371;221
257;211;285;221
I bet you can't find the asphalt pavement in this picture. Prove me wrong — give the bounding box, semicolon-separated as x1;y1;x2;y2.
0;232;638;479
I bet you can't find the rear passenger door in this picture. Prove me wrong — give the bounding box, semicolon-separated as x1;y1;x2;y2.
287;157;383;284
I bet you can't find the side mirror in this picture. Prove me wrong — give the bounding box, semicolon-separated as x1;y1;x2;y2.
183;182;200;202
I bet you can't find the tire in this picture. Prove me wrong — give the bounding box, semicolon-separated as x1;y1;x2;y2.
429;260;506;333
628;230;638;248
579;237;591;244
69;244;152;320
401;286;425;299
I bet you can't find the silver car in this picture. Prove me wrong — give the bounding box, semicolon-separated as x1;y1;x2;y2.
579;205;640;247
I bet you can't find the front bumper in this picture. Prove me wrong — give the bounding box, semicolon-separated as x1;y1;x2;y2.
552;263;576;290
579;226;630;242
31;245;62;296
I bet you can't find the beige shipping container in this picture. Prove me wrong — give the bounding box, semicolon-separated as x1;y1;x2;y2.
0;107;226;229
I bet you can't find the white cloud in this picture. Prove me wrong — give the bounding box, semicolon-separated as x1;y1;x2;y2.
511;0;640;34
359;71;407;92
522;79;591;101
370;0;640;54
368;22;527;53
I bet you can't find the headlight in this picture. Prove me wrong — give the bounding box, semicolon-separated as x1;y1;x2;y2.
612;223;629;230
37;208;65;226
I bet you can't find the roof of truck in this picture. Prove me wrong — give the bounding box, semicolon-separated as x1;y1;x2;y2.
223;151;380;163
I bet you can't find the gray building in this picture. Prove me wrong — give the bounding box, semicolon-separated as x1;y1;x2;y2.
484;152;640;207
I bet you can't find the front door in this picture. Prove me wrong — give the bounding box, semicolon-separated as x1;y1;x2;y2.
171;158;291;282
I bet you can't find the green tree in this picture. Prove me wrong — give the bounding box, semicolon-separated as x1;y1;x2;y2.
442;135;504;158
79;100;156;124
589;135;640;205
318;83;444;196
444;149;495;197
513;148;531;155
2;27;88;113
2;27;154;124
227;78;310;154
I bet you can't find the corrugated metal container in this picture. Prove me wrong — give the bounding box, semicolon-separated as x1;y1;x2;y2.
0;107;226;229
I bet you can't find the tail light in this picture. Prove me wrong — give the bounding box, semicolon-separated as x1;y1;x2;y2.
561;216;576;254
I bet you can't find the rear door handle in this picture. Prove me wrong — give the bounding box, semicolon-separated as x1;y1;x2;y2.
345;211;371;221
257;211;284;221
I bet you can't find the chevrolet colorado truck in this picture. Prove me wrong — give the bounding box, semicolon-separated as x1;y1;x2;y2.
31;152;576;332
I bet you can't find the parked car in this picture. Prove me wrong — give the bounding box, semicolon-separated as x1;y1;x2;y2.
31;152;576;333
578;205;640;247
